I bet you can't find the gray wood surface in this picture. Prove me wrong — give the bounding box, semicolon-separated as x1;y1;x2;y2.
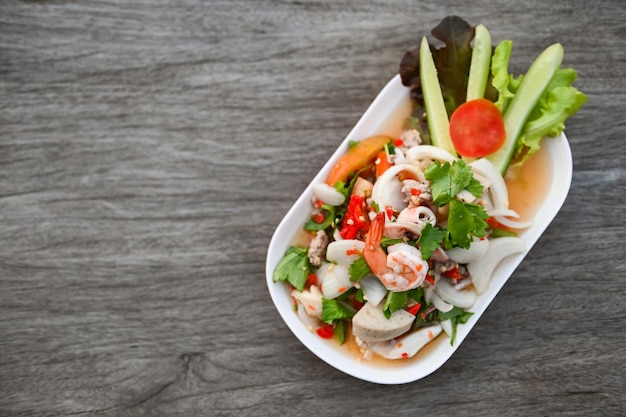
1;1;624;416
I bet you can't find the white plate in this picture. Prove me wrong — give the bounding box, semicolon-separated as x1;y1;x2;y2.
265;75;572;384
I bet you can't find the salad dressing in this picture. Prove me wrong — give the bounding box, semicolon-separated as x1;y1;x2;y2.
334;323;445;368
505;144;552;221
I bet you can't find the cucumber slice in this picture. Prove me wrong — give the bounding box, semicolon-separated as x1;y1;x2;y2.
419;36;456;156
487;43;564;174
466;24;492;101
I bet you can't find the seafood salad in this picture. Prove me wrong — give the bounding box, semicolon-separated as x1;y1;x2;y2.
272;16;585;362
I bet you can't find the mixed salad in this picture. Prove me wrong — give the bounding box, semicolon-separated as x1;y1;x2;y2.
273;16;586;361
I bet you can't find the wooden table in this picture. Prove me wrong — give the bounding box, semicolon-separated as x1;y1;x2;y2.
1;1;624;416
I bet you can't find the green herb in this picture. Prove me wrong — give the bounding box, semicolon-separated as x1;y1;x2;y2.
333;319;349;344
272;246;310;292
381;236;407;247
321;298;356;324
348;257;371;282
445;200;489;249
408;287;425;303
437;306;474;345
303;204;335;231
354;288;365;303
424;160;484;206
417;223;446;259
383;291;409;319
490;227;517;238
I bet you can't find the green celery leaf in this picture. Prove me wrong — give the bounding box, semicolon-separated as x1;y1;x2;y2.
381;236;407;247
333;319;349;344
272;246;310;292
383;291;409;319
417;223;446;260
437;306;468;321
354;288;365;303
437;307;474;345
303;204;335;231
348;257;371;282
408;287;425;304
490;227;517;238
322;298;356;324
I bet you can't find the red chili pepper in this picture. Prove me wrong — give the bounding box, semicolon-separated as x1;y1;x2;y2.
406;303;422;316
393;138;404;147
340;194;369;239
385;206;395;220
425;274;435;286
316;324;334;339
312;212;326;224
487;216;502;228
305;273;318;288
411;188;421;196
443;267;462;280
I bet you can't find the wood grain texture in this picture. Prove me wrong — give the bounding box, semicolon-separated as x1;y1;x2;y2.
0;0;624;416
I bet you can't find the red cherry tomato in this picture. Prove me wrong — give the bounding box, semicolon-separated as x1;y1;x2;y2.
449;98;506;157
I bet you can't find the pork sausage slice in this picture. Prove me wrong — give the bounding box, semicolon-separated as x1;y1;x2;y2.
352;301;415;342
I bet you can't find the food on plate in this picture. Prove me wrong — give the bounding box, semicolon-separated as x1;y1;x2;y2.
272;16;585;362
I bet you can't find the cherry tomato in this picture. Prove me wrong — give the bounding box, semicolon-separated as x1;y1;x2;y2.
449;98;506;157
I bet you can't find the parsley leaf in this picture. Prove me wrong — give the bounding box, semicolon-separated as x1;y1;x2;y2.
272;246;310;292
417;223;446;259
445;200;489;249
321;298;356;324
348;257;371;282
424;160;484;206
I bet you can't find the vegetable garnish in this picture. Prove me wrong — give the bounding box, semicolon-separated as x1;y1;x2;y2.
273;16;585;363
325;135;392;187
424;159;484;206
449;98;506;157
399;15;585;173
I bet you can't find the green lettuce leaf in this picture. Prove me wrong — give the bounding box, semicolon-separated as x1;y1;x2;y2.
491;40;522;113
490;43;587;167
513;69;587;164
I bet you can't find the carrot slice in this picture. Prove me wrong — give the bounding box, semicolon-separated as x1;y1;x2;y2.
375;149;393;179
325;135;392;186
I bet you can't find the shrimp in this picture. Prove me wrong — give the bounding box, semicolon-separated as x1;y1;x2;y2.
363;212;429;292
